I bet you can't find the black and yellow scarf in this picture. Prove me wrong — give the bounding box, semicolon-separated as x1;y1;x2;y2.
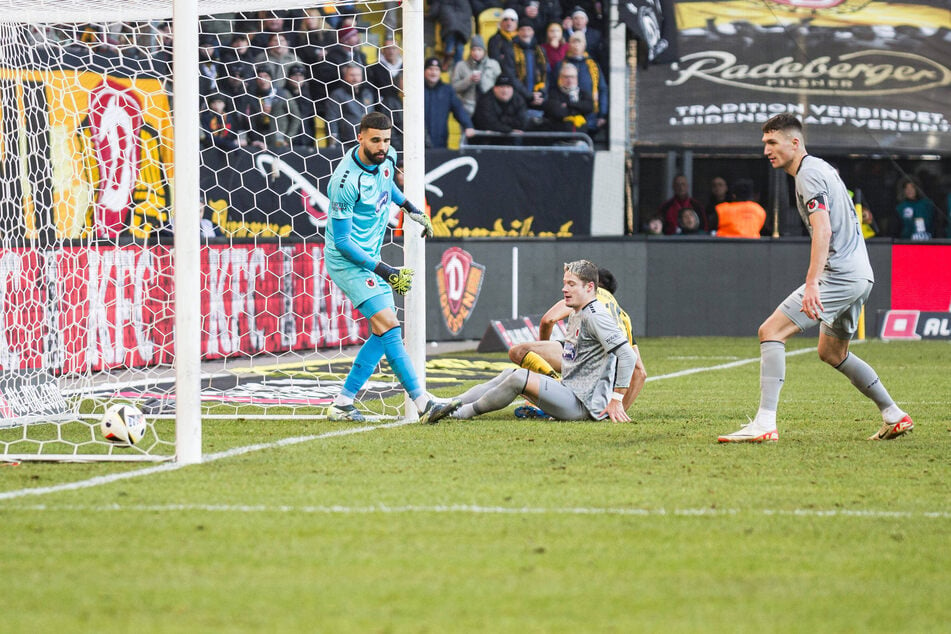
512;41;548;92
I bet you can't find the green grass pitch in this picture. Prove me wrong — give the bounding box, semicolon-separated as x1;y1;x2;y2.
1;337;948;633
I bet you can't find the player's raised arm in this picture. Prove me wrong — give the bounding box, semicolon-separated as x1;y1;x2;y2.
539;300;572;341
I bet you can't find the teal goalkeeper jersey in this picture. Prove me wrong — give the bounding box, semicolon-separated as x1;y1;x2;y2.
325;146;404;268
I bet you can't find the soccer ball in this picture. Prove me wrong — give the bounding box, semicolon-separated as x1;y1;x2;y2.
100;404;148;445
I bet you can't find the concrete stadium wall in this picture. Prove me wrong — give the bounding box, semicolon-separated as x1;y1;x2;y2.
421;238;893;340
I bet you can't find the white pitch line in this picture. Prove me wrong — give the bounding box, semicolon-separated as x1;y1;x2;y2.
646;345;818;382
4;503;949;520
0;420;415;502
0;343;838;503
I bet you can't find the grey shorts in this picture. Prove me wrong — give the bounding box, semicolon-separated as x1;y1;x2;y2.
779;277;873;339
534;375;593;421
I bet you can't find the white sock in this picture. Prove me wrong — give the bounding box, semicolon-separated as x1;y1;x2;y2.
414;394;430;411
452;404;475;419
333;395;354;407
881;404;906;424
754;409;777;429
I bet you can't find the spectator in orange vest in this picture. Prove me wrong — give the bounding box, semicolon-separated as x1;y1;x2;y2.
715;179;766;238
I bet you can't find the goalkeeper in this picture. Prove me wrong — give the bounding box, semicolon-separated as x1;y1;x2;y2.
508;267;647;414
324;112;459;424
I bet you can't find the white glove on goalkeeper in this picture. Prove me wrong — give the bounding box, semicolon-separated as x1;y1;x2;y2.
373;261;414;295
401;200;433;238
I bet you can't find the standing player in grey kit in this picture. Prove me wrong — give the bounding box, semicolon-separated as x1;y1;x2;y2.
719;114;913;443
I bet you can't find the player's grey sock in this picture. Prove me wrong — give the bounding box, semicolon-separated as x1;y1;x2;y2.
455;368;517;405
759;341;786;413
452;403;476;419
452;368;527;418
834;352;895;411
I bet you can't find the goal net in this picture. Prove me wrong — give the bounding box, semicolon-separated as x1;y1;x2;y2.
0;1;425;462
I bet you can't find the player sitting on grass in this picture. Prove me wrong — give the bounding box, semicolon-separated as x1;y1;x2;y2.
445;260;637;423
323;112;460;424
508;267;647;418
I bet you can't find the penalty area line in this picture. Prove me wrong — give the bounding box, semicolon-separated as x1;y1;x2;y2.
5;502;949;520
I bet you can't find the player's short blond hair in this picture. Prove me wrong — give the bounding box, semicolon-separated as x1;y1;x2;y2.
564;260;599;287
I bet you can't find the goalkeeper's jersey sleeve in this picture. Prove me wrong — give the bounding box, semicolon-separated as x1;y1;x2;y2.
325;146;399;268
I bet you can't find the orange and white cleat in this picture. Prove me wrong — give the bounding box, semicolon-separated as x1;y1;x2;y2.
718;420;779;443
868;415;914;440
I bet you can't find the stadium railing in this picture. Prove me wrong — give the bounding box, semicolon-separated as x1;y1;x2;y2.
461;130;593;152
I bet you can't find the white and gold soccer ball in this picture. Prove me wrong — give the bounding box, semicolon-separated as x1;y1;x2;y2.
100;404;148;445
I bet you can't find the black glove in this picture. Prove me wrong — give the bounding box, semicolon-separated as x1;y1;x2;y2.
373;261;414;295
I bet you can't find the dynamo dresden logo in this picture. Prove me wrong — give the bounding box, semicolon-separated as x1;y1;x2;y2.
436;247;485;336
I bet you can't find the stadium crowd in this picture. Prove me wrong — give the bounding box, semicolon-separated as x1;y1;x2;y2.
32;5;950;238
35;2;609;154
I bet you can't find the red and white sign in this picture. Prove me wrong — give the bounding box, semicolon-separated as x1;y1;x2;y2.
879;310;921;340
0;243;366;374
879;310;951;341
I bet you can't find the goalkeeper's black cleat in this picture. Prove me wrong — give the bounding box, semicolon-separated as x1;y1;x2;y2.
419;398;462;425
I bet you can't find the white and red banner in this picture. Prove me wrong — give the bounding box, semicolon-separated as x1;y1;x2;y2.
0;243;367;374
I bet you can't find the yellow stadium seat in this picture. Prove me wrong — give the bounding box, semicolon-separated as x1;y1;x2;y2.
479;7;503;41
433;22;444;56
447;116;461;150
315;116;330;149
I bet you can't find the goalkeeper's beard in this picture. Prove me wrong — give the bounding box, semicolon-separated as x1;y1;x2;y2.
363;149;387;164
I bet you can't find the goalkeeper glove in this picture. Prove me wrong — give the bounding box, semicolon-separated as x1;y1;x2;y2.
374;261;414;295
401;200;433;238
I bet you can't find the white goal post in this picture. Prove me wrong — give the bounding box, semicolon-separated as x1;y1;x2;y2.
0;1;427;463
